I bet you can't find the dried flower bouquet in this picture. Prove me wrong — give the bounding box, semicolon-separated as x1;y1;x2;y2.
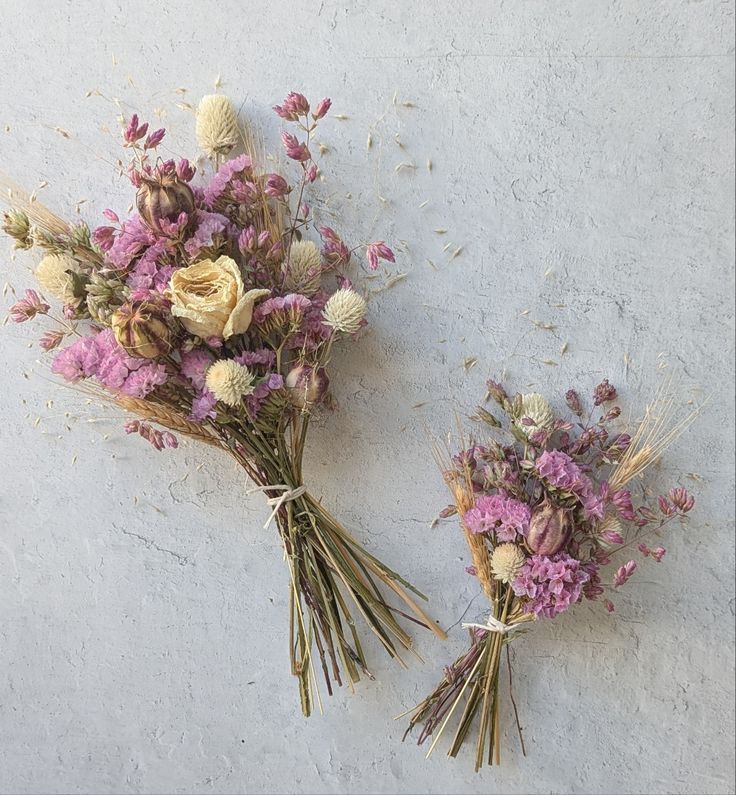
403;378;698;769
3;91;444;716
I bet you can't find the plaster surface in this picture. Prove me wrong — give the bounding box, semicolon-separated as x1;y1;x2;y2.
0;2;734;794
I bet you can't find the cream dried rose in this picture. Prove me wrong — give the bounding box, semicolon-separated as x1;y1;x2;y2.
168;256;269;339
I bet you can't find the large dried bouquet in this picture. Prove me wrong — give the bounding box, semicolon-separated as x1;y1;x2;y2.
404;377;698;769
3;91;443;716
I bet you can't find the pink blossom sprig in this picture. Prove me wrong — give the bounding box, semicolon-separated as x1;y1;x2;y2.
613;560;637;588
124;420;178;451
10;289;49;323
366;241;396;271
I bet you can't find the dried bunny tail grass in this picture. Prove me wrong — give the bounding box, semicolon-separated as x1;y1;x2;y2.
114;394;224;448
609;373;704;492
432;430;496;603
0;174;72;237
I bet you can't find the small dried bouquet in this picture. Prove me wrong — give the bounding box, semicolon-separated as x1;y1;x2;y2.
404;377;698;769
3;91;443;716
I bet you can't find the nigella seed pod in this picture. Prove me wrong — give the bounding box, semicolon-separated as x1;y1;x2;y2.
136;172;195;234
285;365;329;409
111;301;176;359
526;500;573;556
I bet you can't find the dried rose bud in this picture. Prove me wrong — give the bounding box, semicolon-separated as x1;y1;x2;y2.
526;499;572;556
136;171;195;234
285;365;329;409
111;301;176;359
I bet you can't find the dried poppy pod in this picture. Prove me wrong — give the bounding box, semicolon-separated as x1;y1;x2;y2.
136;171;195;234
526;499;573;556
285;365;329;409
111;300;177;359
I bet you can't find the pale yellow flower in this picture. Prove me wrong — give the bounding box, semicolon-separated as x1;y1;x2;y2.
321;289;367;335
168;256;269;339
490;543;526;583
284;240;321;296
205;360;255;407
196;95;239;158
516;393;554;438
35;254;79;303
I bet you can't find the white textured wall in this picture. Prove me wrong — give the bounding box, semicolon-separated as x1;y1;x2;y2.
1;2;734;794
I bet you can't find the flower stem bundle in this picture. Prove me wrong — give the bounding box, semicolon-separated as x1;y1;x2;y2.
3;92;445;715
404;378;699;768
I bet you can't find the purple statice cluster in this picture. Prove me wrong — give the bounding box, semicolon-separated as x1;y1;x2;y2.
452;378;696;619
464;493;531;542
51;329;167;398
512;554;591;619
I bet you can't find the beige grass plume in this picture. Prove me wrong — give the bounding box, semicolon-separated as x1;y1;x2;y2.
609;374;703;492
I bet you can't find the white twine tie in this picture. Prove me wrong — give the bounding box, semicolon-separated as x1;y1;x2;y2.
462;613;522;636
247;484;308;529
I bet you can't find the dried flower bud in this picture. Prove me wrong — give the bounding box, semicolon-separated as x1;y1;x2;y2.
2;209;33;249
593;378;617;406
196;95;239;158
613;560;636;588
526;500;572;556
273;92;310;121
565;389;583;415
312;97;332;120
136;171;195;235
322;289;367;335
486;379;508;405
490;543;527;583
111;301;176;359
9;289;49;323
285;365;329;409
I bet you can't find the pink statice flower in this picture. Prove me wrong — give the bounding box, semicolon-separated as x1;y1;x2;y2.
183;211;230;258
536;449;603;519
51;329;167;398
234;348;276;369
245;373;284;416
203;155;253;207
463;493;531;542
512;553;591;618
10;289;49;322
253;294;311;330
180;348;213;391
190;390;217;422
104;214;156;270
120;363;168;397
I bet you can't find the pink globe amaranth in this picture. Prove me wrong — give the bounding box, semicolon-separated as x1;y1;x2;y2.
526;500;573;555
285;365;329;409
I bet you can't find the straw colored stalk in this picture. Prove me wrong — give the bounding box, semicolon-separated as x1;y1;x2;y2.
433;440;495;602
114;394;223;448
0;175;71;237
609;375;702;492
